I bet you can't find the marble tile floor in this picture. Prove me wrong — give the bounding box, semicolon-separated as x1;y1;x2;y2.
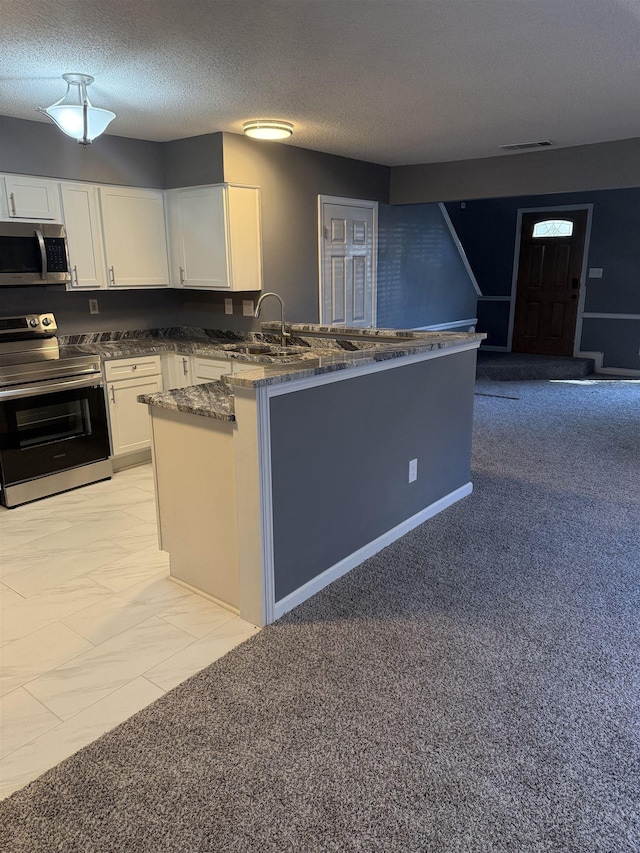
0;463;259;800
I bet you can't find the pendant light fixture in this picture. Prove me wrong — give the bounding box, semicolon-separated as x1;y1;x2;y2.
39;73;115;146
243;120;293;141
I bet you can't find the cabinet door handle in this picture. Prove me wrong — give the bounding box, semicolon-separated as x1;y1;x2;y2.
9;192;16;216
109;266;115;285
182;357;188;375
110;385;116;403
73;265;79;286
179;266;185;285
131;364;137;371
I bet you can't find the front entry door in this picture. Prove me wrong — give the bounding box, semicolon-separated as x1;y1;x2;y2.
512;209;588;356
319;198;376;327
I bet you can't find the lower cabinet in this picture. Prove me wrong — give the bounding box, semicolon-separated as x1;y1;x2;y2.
162;352;193;389
105;351;255;464
191;356;232;384
104;356;163;460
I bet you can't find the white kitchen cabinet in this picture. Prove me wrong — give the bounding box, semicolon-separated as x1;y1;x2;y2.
104;355;163;458
0;174;61;221
99;186;170;288
230;360;263;374
166;184;262;291
162;352;193;389
191;355;233;384
60;182;107;289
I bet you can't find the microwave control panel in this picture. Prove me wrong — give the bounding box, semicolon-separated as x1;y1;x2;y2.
45;238;69;272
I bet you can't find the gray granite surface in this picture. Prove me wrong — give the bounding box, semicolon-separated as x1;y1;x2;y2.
64;324;484;418
137;381;236;422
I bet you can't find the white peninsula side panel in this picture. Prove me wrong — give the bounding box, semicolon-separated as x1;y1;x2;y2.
150;408;240;613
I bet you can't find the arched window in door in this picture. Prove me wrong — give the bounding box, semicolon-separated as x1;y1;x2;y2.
532;219;574;238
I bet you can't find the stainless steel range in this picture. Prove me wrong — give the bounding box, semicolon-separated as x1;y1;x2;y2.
0;313;112;508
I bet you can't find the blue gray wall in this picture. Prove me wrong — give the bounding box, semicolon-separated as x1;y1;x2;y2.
222;132;389;324
445;188;640;370
269;349;476;601
376;203;477;329
0;116;165;188
391;138;640;204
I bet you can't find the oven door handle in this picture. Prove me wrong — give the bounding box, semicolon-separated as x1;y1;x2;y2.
35;229;48;281
0;374;103;401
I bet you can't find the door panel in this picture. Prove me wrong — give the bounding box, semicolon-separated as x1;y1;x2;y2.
320;200;376;328
352;256;366;322
512;209;587;356
330;257;346;324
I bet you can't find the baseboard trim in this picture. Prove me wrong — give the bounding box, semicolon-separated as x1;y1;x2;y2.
112;448;152;472
595;367;640;377
272;482;473;621
169;575;241;617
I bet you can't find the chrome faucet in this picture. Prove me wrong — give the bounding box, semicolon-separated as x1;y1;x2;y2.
254;292;291;346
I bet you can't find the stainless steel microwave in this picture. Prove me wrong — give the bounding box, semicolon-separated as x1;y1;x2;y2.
0;222;71;286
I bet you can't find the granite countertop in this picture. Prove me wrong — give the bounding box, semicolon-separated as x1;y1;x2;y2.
61;324;484;420
226;328;485;389
138;380;236;422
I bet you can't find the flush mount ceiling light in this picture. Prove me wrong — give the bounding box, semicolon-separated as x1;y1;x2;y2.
39;73;116;146
242;120;293;141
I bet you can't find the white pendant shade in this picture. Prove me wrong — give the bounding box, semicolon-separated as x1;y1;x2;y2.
41;73;115;145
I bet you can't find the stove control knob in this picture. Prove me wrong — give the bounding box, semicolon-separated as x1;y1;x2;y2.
42;317;52;327
30;318;39;327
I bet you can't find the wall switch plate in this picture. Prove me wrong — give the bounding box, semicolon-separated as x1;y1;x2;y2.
409;458;418;483
588;268;603;278
89;298;99;315
224;298;233;315
242;300;254;317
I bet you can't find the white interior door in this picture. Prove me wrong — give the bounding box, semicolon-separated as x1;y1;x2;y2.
319;197;377;327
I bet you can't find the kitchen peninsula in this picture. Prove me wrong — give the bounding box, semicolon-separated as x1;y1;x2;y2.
140;325;485;626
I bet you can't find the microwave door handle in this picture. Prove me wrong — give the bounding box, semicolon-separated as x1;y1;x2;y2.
35;229;47;280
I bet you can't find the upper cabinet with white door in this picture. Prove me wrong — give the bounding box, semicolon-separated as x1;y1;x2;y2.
60;182;107;289
166;184;262;291
99;186;170;287
0;174;61;222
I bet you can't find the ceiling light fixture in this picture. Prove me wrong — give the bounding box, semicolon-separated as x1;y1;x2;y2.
243;120;293;141
39;73;115;146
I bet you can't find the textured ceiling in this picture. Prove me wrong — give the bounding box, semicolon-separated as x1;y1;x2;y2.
1;0;639;166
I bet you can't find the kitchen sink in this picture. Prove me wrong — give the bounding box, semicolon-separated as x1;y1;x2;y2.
223;343;307;357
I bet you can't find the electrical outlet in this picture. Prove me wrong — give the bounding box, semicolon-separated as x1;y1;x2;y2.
409;458;418;483
224;298;233;315
243;300;254;317
89;298;99;315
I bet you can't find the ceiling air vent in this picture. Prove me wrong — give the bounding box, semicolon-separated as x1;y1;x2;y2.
499;140;554;152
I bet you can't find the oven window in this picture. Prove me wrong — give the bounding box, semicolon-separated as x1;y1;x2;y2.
15;398;92;449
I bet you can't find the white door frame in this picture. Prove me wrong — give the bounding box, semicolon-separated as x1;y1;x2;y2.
507;203;593;355
317;195;378;327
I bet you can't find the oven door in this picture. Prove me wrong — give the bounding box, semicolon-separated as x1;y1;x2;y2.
0;377;110;488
